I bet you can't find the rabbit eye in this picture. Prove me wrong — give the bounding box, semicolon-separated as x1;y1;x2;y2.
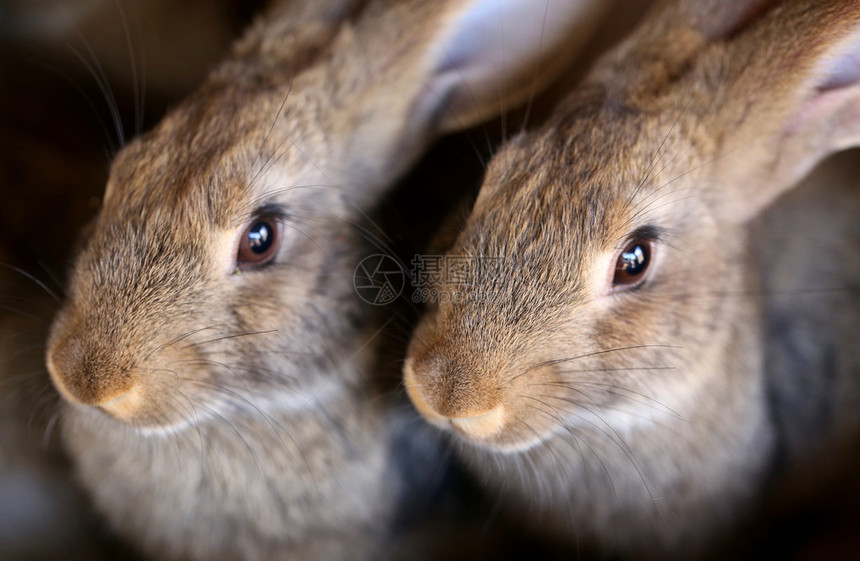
237;217;281;269
613;239;652;289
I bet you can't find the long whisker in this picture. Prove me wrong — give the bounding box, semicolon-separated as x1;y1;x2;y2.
530;396;659;515
181;377;319;493
522;402;617;500
650;285;860;300
113;0;142;136
625;100;691;214
248;80;295;189
196;401;264;475
42;410;61;448
0;264;62;302
182;329;278;350
519;0;552;136
0;305;53;325
553;365;675;375
536;392;683;433
68;36;125;148
550;380;684;420
143;325;221;360
37;260;67;298
31;59;117;160
513;344;682;382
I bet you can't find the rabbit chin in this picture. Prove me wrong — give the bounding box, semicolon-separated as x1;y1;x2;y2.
64;373;344;437
62;400;200;437
445;402;661;455
413;401;560;453
452;428;546;454
464;411;654;455
59;388;208;436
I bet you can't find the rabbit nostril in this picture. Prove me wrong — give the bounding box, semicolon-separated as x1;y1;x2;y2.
46;336;138;409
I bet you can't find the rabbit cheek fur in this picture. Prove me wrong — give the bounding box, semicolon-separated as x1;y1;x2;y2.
404;101;776;552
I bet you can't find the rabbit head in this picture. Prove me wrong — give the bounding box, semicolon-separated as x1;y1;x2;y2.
404;0;860;553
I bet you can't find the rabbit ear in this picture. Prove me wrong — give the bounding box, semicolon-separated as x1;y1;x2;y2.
338;0;606;189
418;0;606;134
599;0;860;218
590;0;777;91
718;1;860;214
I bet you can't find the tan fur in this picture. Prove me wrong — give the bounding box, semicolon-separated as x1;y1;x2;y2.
403;0;860;557
42;0;608;559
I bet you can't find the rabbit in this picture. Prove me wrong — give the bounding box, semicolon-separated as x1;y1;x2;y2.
41;0;610;559
402;0;860;557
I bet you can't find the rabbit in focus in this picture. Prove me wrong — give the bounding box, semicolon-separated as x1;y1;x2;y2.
42;0;608;559
403;0;860;556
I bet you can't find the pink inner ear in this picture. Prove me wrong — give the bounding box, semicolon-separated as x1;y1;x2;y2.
783;82;860;143
818;29;860;91
699;0;776;41
819;52;860;91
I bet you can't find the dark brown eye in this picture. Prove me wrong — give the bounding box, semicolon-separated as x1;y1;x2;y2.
613;239;652;289
237;218;281;268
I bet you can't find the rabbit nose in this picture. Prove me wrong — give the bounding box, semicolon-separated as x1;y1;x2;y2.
403;357;506;438
46;334;138;412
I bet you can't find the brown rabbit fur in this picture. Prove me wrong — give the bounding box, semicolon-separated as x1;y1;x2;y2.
404;0;860;557
42;0;609;559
